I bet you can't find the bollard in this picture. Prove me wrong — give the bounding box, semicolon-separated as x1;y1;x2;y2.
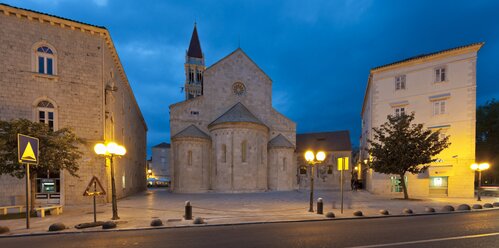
185;201;192;220
317;198;323;214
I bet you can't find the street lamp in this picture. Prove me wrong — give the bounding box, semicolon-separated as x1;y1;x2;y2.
304;150;326;212
471;163;490;201
94;142;126;220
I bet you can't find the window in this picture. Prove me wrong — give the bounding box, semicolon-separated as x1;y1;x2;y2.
190;111;199;115
35;46;55;75
189;69;194;83
188;150;192;166
282;157;287;171
435;67;446;83
433;101;446;115
394;107;405;116
241;141;247;162
37;100;55;131
390;176;407;193
395;75;406;90
122;175;126;189
299;166;307;175
327;166;333;174
221;144;227;163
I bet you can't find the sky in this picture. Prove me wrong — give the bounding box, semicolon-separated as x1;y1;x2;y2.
4;0;499;156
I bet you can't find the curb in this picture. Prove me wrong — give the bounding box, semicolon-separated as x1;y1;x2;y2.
1;207;498;238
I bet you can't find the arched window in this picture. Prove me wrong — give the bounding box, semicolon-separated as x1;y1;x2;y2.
241;141;247;163
35;45;56;75
221;144;227;163
36;100;56;130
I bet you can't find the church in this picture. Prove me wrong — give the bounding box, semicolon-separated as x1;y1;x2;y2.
169;25;297;192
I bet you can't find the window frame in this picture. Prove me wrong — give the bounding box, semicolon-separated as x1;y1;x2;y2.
434;66;447;83
395;75;406;91
433;100;447;116
32;42;57;76
33;99;58;131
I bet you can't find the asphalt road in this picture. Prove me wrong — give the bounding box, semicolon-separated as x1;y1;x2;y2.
1;210;498;248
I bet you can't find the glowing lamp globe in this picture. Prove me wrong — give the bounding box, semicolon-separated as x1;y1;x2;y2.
94;143;107;155
470;163;479;170
116;145;127;156
316;151;326;162
479;163;490;170
106;142;119;155
305;151;315;162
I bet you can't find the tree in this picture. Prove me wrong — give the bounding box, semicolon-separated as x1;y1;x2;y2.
367;113;450;199
476;99;499;184
0;119;83;211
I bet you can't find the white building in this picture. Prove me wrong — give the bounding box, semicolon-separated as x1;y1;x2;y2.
360;43;484;198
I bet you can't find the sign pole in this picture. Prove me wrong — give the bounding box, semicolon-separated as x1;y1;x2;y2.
340;165;344;214
93;180;97;223
25;163;30;229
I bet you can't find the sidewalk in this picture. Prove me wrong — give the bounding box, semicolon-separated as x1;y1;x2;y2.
1;188;498;236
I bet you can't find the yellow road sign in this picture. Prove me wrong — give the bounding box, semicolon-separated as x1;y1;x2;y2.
18;134;39;165
337;157;349;171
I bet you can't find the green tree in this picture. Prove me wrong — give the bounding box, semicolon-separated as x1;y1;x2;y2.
476;99;499;184
367;113;450;199
0;119;83;211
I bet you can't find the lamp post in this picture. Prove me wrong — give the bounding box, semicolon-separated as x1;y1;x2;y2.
94;142;126;220
471;163;490;201
304;150;326;212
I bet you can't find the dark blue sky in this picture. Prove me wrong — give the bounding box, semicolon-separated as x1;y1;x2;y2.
5;0;499;156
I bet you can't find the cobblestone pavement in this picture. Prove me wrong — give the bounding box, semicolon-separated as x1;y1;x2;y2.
1;188;497;236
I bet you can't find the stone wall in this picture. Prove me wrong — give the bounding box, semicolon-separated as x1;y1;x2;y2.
0;5;146;205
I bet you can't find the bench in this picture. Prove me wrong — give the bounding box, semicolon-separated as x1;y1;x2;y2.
0;205;25;215
35;205;63;218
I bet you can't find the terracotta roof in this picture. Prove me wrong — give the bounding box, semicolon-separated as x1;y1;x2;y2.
268;134;295;149
152;142;171;148
371;42;484;71
187;24;203;58
209;102;265;127
296;131;351;152
172;125;210;140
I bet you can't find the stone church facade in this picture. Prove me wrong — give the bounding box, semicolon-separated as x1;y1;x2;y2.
0;4;147;205
169;25;296;192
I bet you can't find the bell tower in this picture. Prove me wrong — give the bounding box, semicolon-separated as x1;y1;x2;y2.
184;23;205;100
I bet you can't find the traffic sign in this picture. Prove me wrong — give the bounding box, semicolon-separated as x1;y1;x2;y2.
83;176;106;196
337;157;349;171
18;134;39;165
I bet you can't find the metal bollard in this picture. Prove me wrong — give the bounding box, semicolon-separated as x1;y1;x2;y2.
317;198;323;214
185;201;192;220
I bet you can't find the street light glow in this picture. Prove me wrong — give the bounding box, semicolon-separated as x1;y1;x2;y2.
305;150;314;162
471;163;479;170
479;163;490;170
94;143;107;155
316;151;326;162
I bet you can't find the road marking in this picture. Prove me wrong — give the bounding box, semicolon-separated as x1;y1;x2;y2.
347;232;499;248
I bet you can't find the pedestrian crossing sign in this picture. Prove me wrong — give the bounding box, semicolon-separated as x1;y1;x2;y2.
18;134;39;165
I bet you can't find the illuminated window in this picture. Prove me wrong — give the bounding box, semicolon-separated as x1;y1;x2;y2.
435;67;446;82
122;175;126;189
35;46;56;75
433;100;446;115
395;75;406;90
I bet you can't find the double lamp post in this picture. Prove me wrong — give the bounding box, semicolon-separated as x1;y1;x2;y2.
470;162;490;201
304;150;326;212
94;142;126;220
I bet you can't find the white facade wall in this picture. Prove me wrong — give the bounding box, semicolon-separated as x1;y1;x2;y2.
361;45;482;198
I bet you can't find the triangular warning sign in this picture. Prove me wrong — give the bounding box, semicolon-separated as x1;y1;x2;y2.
21;142;37;162
83;176;107;196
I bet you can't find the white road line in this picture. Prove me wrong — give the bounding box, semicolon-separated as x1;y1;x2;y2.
346;232;499;248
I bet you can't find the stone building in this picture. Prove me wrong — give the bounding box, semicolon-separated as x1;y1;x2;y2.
360;43;483;197
0;4;147;205
296;131;352;190
149;142;171;183
169;25;296;193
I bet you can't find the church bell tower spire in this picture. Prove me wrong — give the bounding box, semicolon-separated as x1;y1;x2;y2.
184;23;205;100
